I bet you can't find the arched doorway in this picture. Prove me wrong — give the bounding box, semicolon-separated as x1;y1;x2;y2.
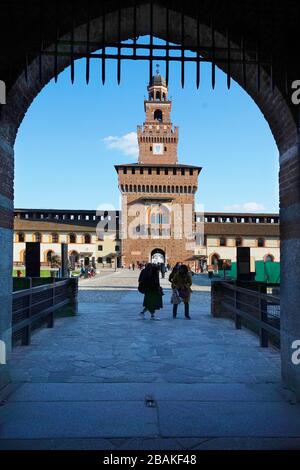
0;2;299;395
151;248;165;264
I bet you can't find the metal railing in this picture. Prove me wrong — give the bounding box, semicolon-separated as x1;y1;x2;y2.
12;278;78;346
211;281;280;348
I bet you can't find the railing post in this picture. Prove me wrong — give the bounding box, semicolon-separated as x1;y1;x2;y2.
69;278;78;315
259;286;269;348
22;278;32;346
47;278;55;329
234;289;242;329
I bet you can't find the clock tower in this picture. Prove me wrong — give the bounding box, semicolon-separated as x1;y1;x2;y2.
138;69;178;165
115;70;202;268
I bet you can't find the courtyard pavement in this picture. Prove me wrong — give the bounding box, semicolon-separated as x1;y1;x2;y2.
1;269;300;450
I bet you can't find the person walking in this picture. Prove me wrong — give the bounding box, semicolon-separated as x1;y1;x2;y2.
138;264;163;320
168;262;181;288
171;264;192;319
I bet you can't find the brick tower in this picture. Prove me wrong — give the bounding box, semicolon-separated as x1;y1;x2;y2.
115;70;202;268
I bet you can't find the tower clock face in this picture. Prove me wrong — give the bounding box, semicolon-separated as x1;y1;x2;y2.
153;143;164;155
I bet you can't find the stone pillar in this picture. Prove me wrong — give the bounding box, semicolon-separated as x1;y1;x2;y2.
280;142;300;399
0;135;14;389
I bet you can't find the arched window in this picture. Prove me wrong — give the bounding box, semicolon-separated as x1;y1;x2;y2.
154;109;162;121
51;233;59;243
142;185;145;192
146;185;150;192
46;250;54;263
129;185;132;192
69;233;76;244
84;234;91;244
17;232;25;243
154;185;158;192
70;250;79;263
211;253;220;266
150;185;153;192
138;185;141;192
155;91;161;101
34;232;42;242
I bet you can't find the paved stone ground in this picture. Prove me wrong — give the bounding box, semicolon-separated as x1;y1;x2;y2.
1;269;300;450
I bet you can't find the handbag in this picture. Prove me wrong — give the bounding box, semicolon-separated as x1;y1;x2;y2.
171;289;181;305
178;287;189;299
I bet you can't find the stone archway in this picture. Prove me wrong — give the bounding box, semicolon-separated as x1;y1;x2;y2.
151;248;166;264
0;2;299;395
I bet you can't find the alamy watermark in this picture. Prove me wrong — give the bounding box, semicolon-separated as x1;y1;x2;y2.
291;80;300;105
291;340;300;366
0;80;6;105
0;340;6;365
95;198;205;251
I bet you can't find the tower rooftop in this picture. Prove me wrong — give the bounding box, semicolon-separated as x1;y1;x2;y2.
149;74;167;87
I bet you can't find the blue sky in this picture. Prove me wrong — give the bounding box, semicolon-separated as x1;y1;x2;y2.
14;40;279;213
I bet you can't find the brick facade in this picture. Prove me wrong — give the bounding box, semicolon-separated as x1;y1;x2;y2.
116;74;201;267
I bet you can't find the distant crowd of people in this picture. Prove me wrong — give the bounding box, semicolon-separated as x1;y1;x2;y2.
79;263;96;279
137;262;193;320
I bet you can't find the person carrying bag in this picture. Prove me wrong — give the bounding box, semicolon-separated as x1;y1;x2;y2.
171;264;192;319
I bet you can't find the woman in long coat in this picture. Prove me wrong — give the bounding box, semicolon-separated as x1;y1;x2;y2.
171;264;192;319
139;264;163;319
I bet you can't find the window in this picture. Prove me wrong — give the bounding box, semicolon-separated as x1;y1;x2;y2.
115;245;120;251
156;168;160;175
123;168;127;174
84;234;91;244
150;146;152;151
189;169;193;176
98;245;103;251
258;238;265;247
164;168;168;175
17;233;25;243
106;257;112;264
34;232;42;243
52;233;59;243
265;254;274;263
69;233;76;244
98;257;103;264
220;237;226;247
236;237;242;247
181;169;185;176
164;147;167;152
